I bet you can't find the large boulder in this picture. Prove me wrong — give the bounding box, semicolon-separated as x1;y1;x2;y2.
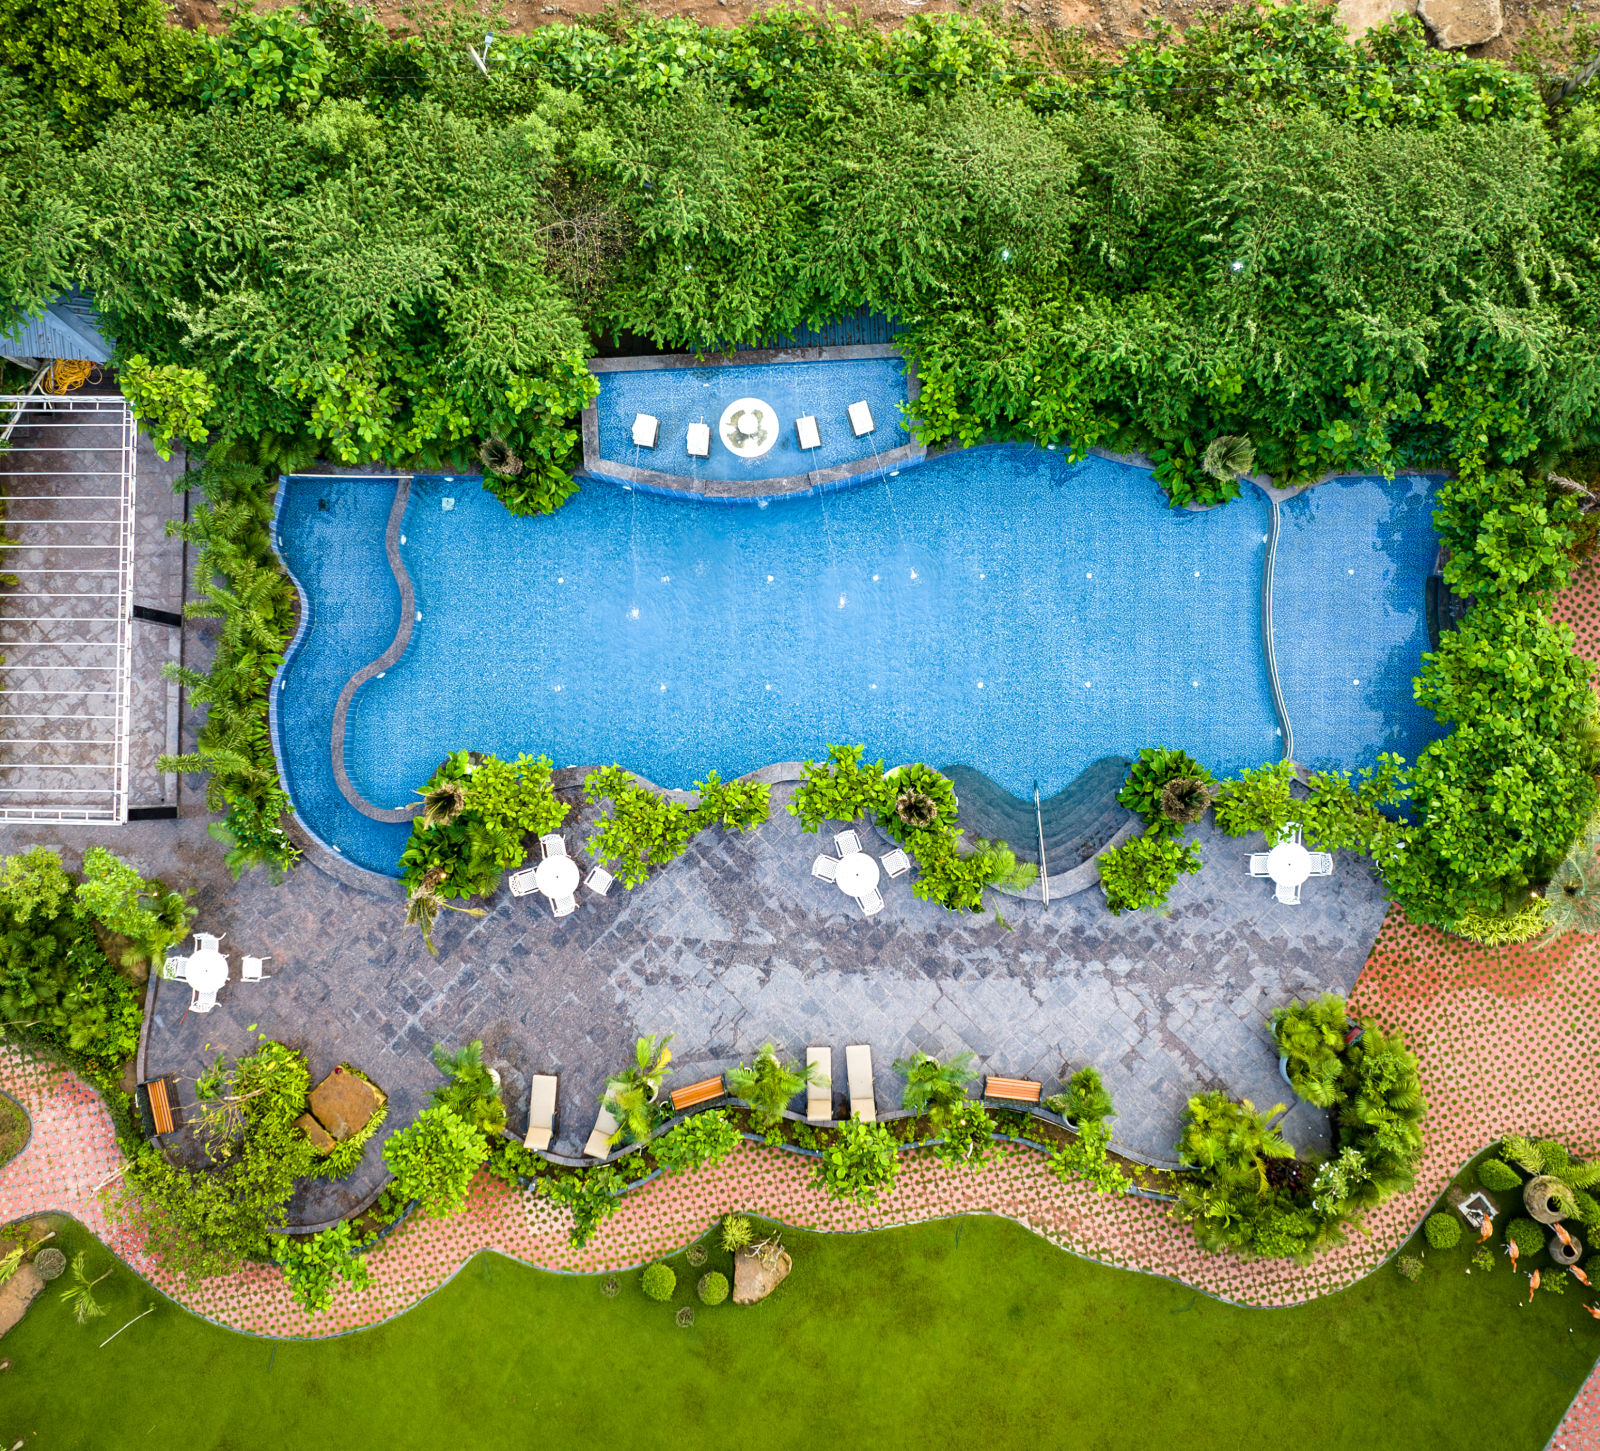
732;1246;792;1305
308;1066;380;1142
1417;0;1501;48
0;1263;45;1339
1337;0;1416;40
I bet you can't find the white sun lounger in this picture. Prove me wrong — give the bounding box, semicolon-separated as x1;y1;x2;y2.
806;1046;833;1123
632;413;659;448
540;834;567;859
241;956;270;982
1275;880;1302;906
881;849;911;878
857;887;884;917
834;829;862;857
796;415;821;450
509;866;540;897
812;854;839;882
1247;854;1272;877
524;1074;558;1151
585;865;614;896
846;1043;876;1123
848;401;874;436
686;422;711;457
584;1103;619;1158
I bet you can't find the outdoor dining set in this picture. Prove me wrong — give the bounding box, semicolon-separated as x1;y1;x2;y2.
508;834;613;917
1245;822;1333;905
159;933;271;1014
811;830;910;916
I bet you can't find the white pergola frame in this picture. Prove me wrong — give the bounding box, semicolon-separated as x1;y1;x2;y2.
0;392;137;823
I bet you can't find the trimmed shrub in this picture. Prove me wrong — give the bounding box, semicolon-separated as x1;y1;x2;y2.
720;1215;753;1253
1424;1213;1462;1249
697;1271;729;1306
1397;1255;1423;1282
641;1262;676;1301
1506;1218;1546;1257
1477;1157;1523;1192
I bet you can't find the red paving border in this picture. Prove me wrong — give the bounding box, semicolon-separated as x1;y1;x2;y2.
2;570;1599;1437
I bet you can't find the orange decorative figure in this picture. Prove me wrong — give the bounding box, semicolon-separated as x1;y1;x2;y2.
1530;1270;1541;1301
1585;1303;1600;1320
1508;1238;1520;1272
1554;1222;1575;1251
1571;1264;1592;1288
1478;1215;1494;1244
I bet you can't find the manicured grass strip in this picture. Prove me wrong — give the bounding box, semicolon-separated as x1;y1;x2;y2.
2;1213;1595;1450
0;1093;26;1171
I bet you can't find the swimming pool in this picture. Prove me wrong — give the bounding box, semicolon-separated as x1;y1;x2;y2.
272;447;1442;875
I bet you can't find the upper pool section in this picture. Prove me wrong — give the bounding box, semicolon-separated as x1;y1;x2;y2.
582;348;922;496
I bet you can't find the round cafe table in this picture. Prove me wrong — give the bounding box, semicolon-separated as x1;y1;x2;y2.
835;852;881;898
185;946;229;994
1266;840;1312;888
535;855;581;900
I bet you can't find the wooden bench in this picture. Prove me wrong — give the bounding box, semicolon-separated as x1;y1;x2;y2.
984;1076;1042;1105
141;1078;175;1136
670;1075;726;1113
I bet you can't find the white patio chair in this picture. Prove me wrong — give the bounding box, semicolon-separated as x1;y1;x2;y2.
194;932;224;953
585;865;614;896
858;887;884;917
686;422;711;458
632;413;659;448
1310;853;1335;877
241;956;270;982
881;848;911;879
1275;880;1301;906
540;834;567;860
1281;822;1304;847
834;829;862;857
845;1044;876;1123
1247;854;1272;877
508;866;540;897
795;415;821;451
189;987;219;1014
160;955;187;981
848;401;875;436
551;894;577;919
812;854;840;882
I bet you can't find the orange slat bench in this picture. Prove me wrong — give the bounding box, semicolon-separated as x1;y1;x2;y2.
984;1076;1042;1105
143;1078;176;1135
670;1076;726;1113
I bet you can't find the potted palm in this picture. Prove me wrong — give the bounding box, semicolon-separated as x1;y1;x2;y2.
1269;994;1349;1107
602;1033;675;1146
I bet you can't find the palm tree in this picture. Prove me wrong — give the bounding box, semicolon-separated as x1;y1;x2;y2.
479;438;524;477
403;870;486;956
896;789;940;829
1159;776;1211;828
59;1252;111;1325
728;1043;818;1130
417;780;467;829
1538;826;1600;941
603;1034;675;1145
893;1049;977;1116
431;1040;506;1134
1201;434;1255;483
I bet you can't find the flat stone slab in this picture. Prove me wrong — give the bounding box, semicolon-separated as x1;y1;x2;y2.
296;1112;335;1152
1418;0;1501;46
0;1263;45;1339
308;1067;380;1142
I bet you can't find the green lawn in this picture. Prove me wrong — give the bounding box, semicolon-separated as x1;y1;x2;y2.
2;1210;1594;1451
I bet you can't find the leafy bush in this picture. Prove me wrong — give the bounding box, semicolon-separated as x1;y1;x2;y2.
1454;902;1548;946
893;1049;976;1117
1397;1255;1423;1282
1477;1157;1524;1193
641;1261;676;1301
1506;1217;1546;1257
932;1096;994;1171
654;1108;741;1174
74;845;192;969
1213;762;1299;843
277;1220;372;1314
1269;995;1349;1109
1498;1135;1600;1232
1045;1065;1115;1127
1050;1120;1131;1196
1424;1213;1462;1250
696;1270;729;1305
538;1165;624;1248
728;1043;814;1134
119;354;214;460
1300;756;1407;855
585;765;769;888
1097;831;1202;916
814;1115;898;1208
788;745;892;832
1117;748;1214;836
381;1105;488;1220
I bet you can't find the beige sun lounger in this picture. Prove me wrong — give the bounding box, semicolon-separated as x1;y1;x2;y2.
584;1103;619;1158
846;1043;876;1123
524;1074;558;1152
806;1046;832;1123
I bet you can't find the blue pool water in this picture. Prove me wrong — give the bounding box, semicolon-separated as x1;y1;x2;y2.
592;357;913;484
273;447;1442;875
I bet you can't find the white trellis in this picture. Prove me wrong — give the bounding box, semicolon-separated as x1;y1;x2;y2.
0;392;137;823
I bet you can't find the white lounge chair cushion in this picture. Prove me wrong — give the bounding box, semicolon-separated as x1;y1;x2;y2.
806;1046;832;1122
812;855;839;882
525;1074;558;1151
584;1104;619;1158
686;422;711;457
848;401;874;436
632;413;659;447
796;415;821;450
846;1043;875;1123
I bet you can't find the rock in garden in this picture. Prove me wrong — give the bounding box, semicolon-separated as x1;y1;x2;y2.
0;1263;45;1339
295;1112;335;1152
1417;0;1501;48
1336;0;1416;40
732;1247;792;1305
308;1065;380;1141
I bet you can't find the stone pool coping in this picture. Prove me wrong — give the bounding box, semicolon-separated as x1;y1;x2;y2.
579;343;926;498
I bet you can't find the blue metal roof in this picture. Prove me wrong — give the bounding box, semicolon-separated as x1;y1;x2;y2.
1;289;114;364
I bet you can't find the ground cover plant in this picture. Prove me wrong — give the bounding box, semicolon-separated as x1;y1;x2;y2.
3;1212;1595;1448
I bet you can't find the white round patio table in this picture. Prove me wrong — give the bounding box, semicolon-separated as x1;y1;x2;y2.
835;852;881;898
185;947;229;994
1266;840;1312;888
535;856;580;899
718;397;778;460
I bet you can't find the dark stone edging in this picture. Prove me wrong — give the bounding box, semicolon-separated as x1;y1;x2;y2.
580;344;926;499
